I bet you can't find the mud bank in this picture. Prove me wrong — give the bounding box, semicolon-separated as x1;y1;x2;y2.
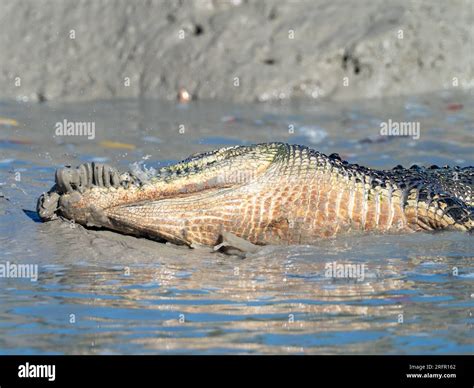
0;0;472;103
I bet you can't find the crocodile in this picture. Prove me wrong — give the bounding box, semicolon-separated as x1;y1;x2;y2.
37;143;473;248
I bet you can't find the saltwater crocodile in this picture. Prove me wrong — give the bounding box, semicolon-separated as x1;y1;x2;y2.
37;143;473;248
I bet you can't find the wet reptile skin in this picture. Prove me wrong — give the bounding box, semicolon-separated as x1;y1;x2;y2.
37;143;473;246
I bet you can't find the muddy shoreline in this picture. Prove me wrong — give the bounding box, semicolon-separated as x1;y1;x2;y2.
1;0;472;103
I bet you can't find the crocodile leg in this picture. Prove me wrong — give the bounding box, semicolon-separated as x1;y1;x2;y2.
37;144;281;244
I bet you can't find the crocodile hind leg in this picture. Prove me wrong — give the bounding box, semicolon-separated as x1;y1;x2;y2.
36;144;282;243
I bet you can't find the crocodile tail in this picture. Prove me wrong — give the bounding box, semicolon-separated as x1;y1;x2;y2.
405;187;473;232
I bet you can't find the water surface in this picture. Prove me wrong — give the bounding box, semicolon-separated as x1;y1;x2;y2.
0;91;473;354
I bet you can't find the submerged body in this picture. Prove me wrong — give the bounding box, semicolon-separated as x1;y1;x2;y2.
37;143;473;246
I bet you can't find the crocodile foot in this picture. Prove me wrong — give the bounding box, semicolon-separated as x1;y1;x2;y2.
214;231;260;258
37;162;132;224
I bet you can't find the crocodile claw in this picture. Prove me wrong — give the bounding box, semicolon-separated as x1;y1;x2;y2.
55;163;121;194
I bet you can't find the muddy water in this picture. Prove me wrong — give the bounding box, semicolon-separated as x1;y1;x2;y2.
0;91;472;354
